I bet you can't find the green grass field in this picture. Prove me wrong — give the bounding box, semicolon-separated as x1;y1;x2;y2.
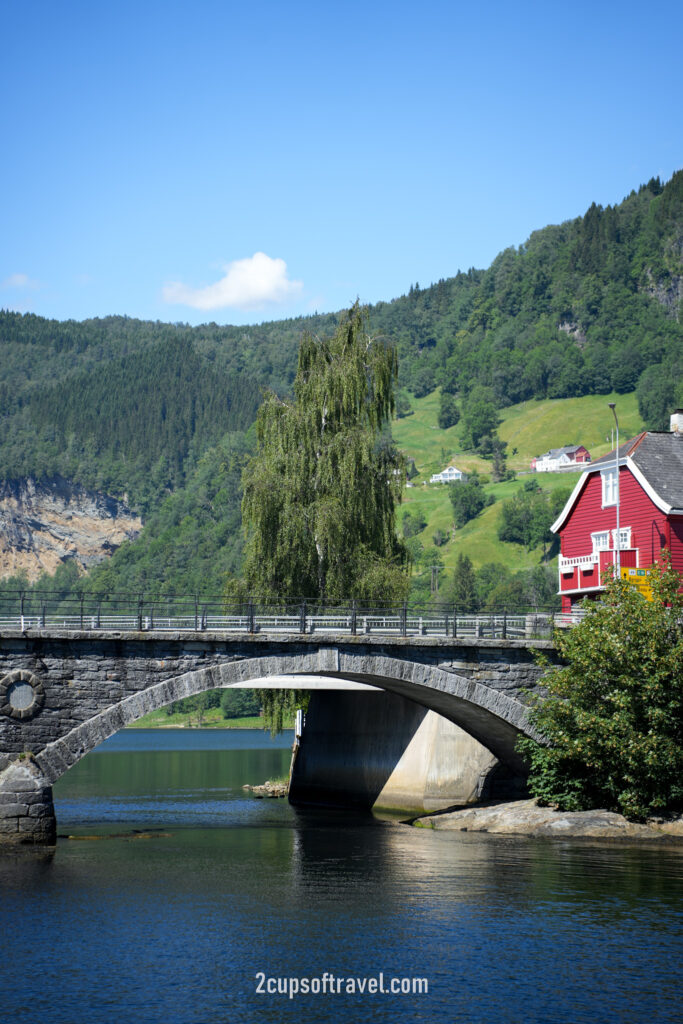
393;390;643;574
127;707;268;729
498;392;643;470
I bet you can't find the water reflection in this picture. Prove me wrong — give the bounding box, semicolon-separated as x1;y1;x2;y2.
0;729;680;1024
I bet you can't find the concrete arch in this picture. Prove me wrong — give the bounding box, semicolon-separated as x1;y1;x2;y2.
35;650;539;785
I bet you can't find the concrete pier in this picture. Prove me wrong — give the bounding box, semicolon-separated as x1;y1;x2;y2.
290;691;525;814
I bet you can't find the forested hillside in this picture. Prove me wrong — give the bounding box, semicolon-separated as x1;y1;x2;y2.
373;172;682;423
0;170;681;595
0;433;250;598
0;318;265;511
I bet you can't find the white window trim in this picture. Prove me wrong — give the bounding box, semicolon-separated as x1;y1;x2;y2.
612;526;632;549
601;468;617;507
556;583;606;597
591;530;611;553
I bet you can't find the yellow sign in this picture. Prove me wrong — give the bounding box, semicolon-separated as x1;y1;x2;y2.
620;567;653;601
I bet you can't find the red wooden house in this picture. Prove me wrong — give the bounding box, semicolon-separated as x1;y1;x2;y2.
550;415;683;611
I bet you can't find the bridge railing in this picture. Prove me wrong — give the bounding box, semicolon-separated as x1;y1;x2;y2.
0;589;577;639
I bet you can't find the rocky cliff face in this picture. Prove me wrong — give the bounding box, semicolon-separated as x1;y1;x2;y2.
0;477;142;581
644;269;683;318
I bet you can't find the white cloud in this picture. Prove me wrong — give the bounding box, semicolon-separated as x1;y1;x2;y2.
1;272;39;290
162;252;303;311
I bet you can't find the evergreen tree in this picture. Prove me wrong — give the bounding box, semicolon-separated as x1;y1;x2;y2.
438;391;460;430
460;386;499;450
446;553;478;612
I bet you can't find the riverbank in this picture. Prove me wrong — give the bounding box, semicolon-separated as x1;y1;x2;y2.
126;708;262;729
242;778;289;798
412;799;683;840
126;707;295;730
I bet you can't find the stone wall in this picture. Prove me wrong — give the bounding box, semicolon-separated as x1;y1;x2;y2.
0;630;557;843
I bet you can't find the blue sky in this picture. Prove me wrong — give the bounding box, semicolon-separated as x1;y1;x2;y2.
2;0;681;326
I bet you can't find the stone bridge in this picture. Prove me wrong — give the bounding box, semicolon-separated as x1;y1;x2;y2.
0;629;559;843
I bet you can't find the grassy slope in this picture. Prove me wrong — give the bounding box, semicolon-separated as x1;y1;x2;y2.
393;391;644;574
127;706;297;730
499;392;644;470
127;708;266;729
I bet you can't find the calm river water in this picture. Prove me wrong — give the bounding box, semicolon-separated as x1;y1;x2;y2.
1;729;682;1024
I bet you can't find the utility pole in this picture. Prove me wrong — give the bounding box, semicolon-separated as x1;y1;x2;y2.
608;403;620;578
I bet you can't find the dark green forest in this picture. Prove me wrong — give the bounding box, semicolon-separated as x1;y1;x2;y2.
1;170;681;596
378;173;682;418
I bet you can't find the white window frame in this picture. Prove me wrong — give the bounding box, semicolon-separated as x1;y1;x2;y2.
612;526;632;549
591;531;611;553
601;468;618;507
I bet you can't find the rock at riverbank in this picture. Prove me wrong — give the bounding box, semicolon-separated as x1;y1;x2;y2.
242;780;288;799
412;799;683;840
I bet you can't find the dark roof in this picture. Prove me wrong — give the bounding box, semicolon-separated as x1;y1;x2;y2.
590;432;683;510
538;445;586;459
589;433;646;468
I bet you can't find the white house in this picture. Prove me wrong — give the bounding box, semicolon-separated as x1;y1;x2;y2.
430;465;465;484
531;445;591;473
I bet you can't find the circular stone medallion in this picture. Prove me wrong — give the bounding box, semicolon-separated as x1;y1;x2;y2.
0;670;45;720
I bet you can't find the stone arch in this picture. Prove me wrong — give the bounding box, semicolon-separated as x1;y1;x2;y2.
35;650;539;785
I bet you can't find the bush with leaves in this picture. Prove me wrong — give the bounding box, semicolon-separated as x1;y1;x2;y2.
449;472;494;528
220;688;261;720
518;557;683;820
395;389;414;419
498;480;568;553
402;509;427;538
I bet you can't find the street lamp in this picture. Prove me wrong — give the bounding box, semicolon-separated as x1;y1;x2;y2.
608;403;620;578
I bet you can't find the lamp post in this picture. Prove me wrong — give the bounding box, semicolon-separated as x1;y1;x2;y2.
608;403;620;578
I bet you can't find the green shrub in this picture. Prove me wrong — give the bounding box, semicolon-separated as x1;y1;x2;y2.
518;556;683;820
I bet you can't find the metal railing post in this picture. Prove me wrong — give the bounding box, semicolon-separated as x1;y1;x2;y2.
194;597;199;631
137;597;143;632
201;605;207;630
502;609;507;639
351;600;357;636
453;608;457;638
80;594;84;630
299;601;307;634
20;591;25;631
40;603;46;628
96;602;101;629
401;603;407;637
248;599;255;634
